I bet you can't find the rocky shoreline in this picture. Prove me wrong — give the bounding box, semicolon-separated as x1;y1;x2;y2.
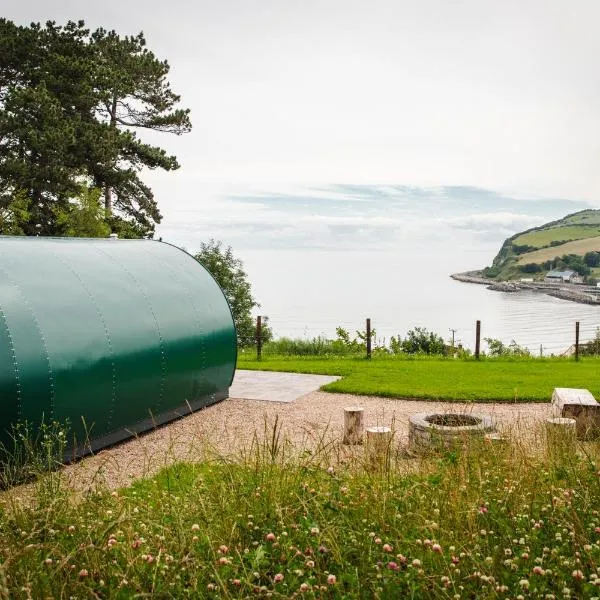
451;271;600;306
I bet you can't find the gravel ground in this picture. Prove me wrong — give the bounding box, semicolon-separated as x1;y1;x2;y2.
62;392;553;492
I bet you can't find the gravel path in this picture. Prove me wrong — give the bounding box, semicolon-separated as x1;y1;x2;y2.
63;392;552;492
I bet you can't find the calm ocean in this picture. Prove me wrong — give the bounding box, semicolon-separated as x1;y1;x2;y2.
156;184;600;354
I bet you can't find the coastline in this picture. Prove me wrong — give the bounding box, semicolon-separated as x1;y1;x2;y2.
451;271;600;306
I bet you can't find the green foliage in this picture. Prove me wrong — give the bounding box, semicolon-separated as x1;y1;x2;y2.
399;327;447;355
481;265;500;278
238;353;600;402
584;251;600;267
518;262;542;274
194;240;269;348
53;187;110;237
511;243;536;255
484;337;531;357
580;327;600;356
0;191;30;234
0;418;69;489
0;18;191;237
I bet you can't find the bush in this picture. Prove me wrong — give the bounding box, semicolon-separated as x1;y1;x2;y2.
584;251;600;267
399;327;447;355
519;263;542;273
484;337;531;357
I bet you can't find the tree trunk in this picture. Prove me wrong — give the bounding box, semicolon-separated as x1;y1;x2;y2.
104;90;118;216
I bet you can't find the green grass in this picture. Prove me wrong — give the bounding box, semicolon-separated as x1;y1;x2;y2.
1;430;599;598
513;225;600;248
562;209;600;226
237;354;600;402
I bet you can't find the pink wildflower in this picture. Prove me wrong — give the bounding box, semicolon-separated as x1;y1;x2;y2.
327;574;337;585
265;533;276;542
383;543;393;553
432;543;442;553
387;561;399;571
78;568;88;578
274;573;284;583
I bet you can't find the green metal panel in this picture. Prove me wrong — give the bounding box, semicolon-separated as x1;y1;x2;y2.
0;237;237;453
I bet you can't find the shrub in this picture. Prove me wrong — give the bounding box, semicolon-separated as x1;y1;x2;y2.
400;327;447;355
484;337;531;357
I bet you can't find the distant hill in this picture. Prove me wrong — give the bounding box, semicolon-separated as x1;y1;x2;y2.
483;209;600;282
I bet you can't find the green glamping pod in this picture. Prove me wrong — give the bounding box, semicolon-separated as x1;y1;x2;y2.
0;237;237;454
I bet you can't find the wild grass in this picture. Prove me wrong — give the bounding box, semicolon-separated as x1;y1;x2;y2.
238;354;600;402
260;336;362;356
0;420;599;598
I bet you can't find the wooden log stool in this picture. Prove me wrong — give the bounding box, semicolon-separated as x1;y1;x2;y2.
365;426;393;469
343;406;365;445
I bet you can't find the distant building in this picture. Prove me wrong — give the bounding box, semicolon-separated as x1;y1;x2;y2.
520;278;534;283
545;270;577;283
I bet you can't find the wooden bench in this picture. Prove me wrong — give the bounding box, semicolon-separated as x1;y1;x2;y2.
551;388;600;440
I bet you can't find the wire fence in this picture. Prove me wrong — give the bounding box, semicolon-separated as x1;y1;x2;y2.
251;315;600;359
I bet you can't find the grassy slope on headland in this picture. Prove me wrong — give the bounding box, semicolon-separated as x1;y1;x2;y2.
237;354;600;402
516;236;600;265
486;208;600;280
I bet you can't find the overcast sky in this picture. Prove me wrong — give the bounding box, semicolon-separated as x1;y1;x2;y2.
5;0;600;249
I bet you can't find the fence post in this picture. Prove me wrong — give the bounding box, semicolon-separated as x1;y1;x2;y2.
475;320;481;360
366;317;372;359
575;321;580;361
256;315;262;360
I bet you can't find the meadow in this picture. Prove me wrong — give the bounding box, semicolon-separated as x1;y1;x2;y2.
0;422;599;598
238;353;600;402
516;237;600;266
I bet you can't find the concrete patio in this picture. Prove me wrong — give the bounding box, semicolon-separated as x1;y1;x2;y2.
229;369;340;402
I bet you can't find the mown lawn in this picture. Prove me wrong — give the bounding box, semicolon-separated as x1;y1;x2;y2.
237;354;600;402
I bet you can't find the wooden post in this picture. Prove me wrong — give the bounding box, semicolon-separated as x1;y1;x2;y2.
343;406;364;445
475;320;481;360
256;315;262;360
366;318;372;359
365;426;392;468
575;321;580;361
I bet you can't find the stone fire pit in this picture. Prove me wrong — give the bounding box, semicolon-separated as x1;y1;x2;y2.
409;412;496;449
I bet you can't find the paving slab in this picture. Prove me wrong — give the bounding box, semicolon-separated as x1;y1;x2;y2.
229;369;340;403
